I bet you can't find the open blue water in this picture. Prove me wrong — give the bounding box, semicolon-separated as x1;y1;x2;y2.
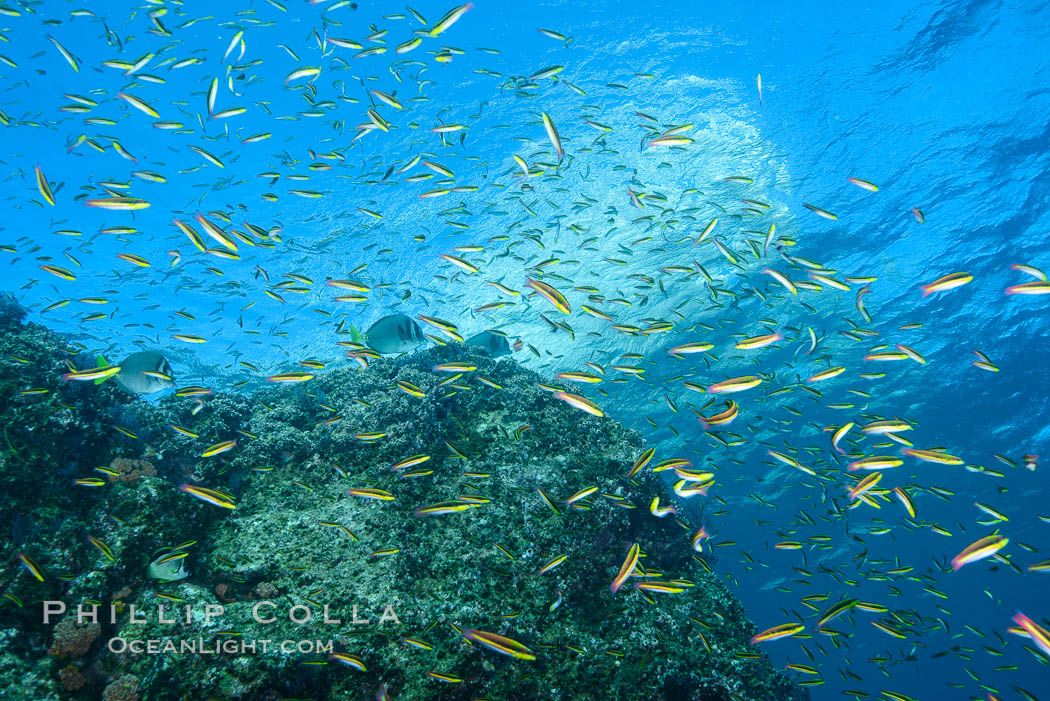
2;0;1049;698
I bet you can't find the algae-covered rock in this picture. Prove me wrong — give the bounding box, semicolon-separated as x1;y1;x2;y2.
0;297;806;700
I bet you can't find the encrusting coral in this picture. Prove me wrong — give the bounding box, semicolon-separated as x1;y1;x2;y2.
101;674;140;701
106;457;158;483
48;618;101;660
58;664;86;692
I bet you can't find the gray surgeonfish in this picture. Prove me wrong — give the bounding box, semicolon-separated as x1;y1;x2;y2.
466;331;512;357
115;351;176;394
364;314;425;355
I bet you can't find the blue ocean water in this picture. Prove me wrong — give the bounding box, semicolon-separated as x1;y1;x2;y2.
2;0;1048;698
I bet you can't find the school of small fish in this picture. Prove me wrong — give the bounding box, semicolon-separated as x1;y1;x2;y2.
3;1;1048;700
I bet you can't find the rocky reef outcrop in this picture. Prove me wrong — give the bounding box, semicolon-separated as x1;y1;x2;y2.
0;293;806;700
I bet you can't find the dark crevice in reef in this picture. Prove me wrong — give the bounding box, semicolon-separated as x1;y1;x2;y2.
0;293;808;701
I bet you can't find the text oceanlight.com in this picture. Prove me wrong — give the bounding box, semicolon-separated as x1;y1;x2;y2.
107;637;335;655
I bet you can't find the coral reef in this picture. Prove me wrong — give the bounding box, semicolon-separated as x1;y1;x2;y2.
101;674;140;701
59;664;86;692
106;457;158;483
0;297;806;700
49;618;101;659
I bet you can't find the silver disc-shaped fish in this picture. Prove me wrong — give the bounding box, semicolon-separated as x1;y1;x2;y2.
115;351;176;394
466;331;511;357
365;314;425;355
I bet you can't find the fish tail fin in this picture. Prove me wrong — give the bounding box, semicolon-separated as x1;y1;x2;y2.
94;354;116;384
349;325;365;345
